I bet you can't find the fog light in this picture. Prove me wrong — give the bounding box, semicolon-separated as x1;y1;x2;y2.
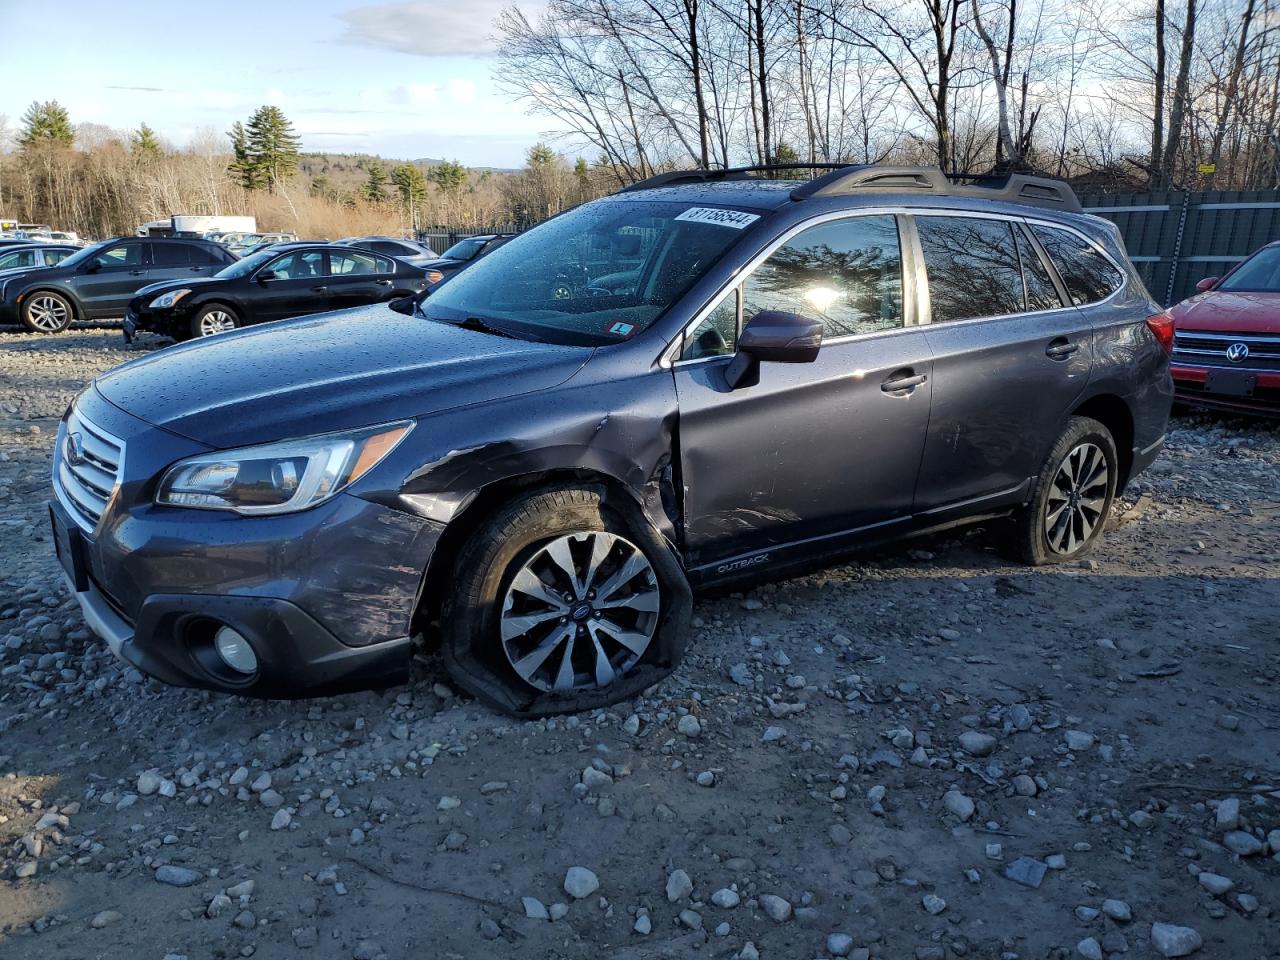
213;626;258;674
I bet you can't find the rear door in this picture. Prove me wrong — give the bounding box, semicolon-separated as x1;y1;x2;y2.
148;242;195;284
673;213;933;573
253;249;328;323
71;240;150;317
327;249;397;311
911;213;1092;513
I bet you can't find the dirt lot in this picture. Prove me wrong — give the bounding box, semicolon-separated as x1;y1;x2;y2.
1;329;1278;960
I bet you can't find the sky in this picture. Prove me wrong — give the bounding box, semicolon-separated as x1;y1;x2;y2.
0;0;560;167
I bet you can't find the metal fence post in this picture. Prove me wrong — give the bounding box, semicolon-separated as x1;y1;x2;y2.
1164;192;1191;308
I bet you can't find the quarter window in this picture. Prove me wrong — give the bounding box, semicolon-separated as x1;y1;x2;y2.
1030;225;1124;305
916;216;1023;322
682;290;739;360
741;215;904;339
0;249;36;270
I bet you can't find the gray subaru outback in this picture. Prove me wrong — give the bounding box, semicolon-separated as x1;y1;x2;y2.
49;165;1173;715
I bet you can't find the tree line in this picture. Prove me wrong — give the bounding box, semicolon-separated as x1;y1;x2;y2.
496;0;1280;190
0;102;605;239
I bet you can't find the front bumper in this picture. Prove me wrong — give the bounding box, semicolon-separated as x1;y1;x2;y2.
123;303;185;341
51;390;444;697
1171;363;1280;418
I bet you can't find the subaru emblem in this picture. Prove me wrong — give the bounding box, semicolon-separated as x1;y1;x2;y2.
65;432;86;466
1225;342;1249;363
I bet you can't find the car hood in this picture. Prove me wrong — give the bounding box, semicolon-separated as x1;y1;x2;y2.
1172;290;1280;333
94;303;593;447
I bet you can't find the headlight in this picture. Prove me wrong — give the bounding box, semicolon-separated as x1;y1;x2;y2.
155;421;413;515
149;289;192;309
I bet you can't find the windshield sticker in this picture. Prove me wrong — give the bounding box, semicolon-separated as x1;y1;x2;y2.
675;207;760;230
608;321;635;337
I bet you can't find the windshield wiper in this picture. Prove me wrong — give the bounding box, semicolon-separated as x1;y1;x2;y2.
454;315;549;343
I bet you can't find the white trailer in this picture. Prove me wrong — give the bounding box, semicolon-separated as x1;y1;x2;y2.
136;215;257;238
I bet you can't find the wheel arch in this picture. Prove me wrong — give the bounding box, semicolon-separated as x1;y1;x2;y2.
1070;393;1135;489
411;466;677;641
18;285;82;321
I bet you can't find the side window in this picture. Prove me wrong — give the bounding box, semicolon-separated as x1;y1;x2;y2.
682;290;739;360
741;215;904;338
152;244;191;266
45;250;73;266
1016;227;1063;311
94;243;144;269
0;250;36;269
329;250;379;276
916;216;1024;322
265;251;324;279
1030;225;1124;305
189;245;224;265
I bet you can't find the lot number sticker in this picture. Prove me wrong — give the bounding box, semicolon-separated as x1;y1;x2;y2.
675;207;761;230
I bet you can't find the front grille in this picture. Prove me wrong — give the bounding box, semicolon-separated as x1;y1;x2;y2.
1172;329;1280;371
53;407;124;533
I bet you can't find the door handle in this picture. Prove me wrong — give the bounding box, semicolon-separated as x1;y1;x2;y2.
374;279;393;287
189;266;205;272
128;269;146;276
881;370;928;393
310;285;328;293
1046;338;1079;360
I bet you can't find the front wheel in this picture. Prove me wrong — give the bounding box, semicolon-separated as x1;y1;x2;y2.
1011;416;1118;565
21;292;74;334
440;486;692;716
191;304;240;338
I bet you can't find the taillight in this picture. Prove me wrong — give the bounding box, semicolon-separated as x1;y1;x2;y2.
1145;310;1175;354
425;270;444;285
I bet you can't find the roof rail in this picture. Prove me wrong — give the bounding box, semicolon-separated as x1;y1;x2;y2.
618;163;847;193
791;165;1083;212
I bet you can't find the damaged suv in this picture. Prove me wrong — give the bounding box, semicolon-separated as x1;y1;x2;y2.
50;165;1173;715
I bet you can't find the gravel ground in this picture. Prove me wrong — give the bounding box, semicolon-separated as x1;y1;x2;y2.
2;328;1278;960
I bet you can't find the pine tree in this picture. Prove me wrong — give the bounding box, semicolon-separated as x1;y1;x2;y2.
391;163;427;228
309;174;331;198
132;123;161;156
244;105;300;191
362;159;389;203
428;159;467;195
18;100;74;148
227;121;263;190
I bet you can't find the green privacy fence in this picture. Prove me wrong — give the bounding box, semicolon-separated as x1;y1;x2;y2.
1079;190;1280;306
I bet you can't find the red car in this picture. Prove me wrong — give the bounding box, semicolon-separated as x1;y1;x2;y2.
1170;240;1280;416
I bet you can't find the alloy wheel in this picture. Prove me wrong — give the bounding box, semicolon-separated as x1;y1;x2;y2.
198;310;237;336
27;296;69;332
1044;441;1109;554
500;531;660;692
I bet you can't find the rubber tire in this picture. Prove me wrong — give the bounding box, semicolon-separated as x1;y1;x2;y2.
1010;416;1118;566
190;303;241;339
20;290;74;334
440;485;692;717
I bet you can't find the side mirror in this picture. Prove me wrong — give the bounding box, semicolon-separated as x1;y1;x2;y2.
1195;277;1219;292
724;309;823;389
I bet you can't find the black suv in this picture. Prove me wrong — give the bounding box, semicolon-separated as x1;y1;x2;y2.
1;237;235;333
49;165;1172;715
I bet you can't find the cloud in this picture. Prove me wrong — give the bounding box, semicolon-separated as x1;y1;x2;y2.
106;85;168;93
336;0;535;57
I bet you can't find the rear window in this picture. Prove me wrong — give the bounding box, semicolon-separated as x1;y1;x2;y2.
1031;225;1124;305
916;216;1024;322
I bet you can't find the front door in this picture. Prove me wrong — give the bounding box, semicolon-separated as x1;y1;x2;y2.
72;241;149;318
673;214;933;575
254;250;328;323
911;214;1094;511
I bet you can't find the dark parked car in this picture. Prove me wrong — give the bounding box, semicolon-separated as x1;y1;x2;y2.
49;165;1171;716
0;243;79;275
334;236;438;269
124;243;430;341
0;237;236;333
420;233;515;285
1169;240;1280;417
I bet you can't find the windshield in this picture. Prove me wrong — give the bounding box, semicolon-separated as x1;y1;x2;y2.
425;199;759;345
441;238;487;261
214;250;278;279
52;240;112;270
1219;246;1280;292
